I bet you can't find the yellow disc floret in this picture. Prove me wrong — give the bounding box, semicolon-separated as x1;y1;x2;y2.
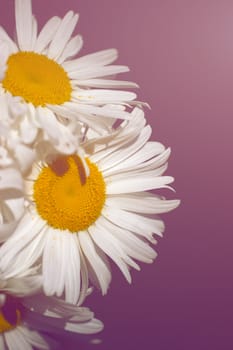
0;309;21;333
33;155;106;232
2;51;71;106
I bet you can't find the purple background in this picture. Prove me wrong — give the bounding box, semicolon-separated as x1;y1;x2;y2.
1;1;233;349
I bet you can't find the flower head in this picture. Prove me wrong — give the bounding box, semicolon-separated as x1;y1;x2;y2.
0;0;139;155
0;108;180;303
0;292;103;350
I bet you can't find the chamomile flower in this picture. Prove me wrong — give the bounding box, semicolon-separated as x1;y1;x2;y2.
0;108;180;304
0;0;138;153
0;293;103;350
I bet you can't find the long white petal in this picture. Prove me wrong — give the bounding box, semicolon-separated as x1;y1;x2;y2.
99;125;152;171
78;231;111;294
5;327;33;350
68;65;129;80
76;78;138;89
103;207;164;237
57;35;83;64
42;229;63;297
63;233;81;304
72;89;136;104
15;0;33;51
30;15;38;50
106;195;180;214
101;218;157;263
0;214;45;277
89;223;132;282
0;335;6;350
63;48;118;71
48;11;79;60
0;26;18;52
64;318;104;334
106;175;174;194
34;17;61;53
103;142;167;176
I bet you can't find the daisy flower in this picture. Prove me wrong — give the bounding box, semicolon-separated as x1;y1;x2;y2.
0;292;103;350
0;0;138;153
0;108;180;304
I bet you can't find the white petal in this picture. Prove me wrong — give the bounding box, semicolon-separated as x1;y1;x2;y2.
63;233;81;304
17;327;49;350
76;78;138;89
78;231;111;294
15;0;34;51
106;175;174;194
0;214;45;277
30;15;38;51
76;242;89;306
103;207;164;238
34;16;61;53
0;26;18;53
0;168;23;199
63;48;118;71
68;65;129;80
5;275;42;296
0;335;6;350
100;217;157;263
19;116;38;144
72;89;136;104
103;142;166;176
2;228;45;278
57;34;83;64
89;222;132;282
59;102;131;120
47;11;79;60
23;295;93;321
0;221;18;242
0;42;9;79
0;198;24;242
65;318;104;334
43;230;81;304
106;194;180;214
5;327;33;350
42;229;62;297
99;125;152;171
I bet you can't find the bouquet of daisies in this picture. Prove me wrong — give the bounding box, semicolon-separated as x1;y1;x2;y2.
0;1;179;348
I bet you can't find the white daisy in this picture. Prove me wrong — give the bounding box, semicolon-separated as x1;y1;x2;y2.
0;0;139;153
0;292;103;350
0;108;180;304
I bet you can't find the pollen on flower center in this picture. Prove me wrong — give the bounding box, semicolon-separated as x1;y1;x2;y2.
2;51;72;106
0;308;21;333
33;155;106;232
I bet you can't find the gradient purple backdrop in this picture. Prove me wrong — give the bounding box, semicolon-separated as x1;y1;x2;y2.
1;0;233;349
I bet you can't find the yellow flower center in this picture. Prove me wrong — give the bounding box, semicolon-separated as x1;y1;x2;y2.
0;309;21;333
2;51;71;106
33;155;106;232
